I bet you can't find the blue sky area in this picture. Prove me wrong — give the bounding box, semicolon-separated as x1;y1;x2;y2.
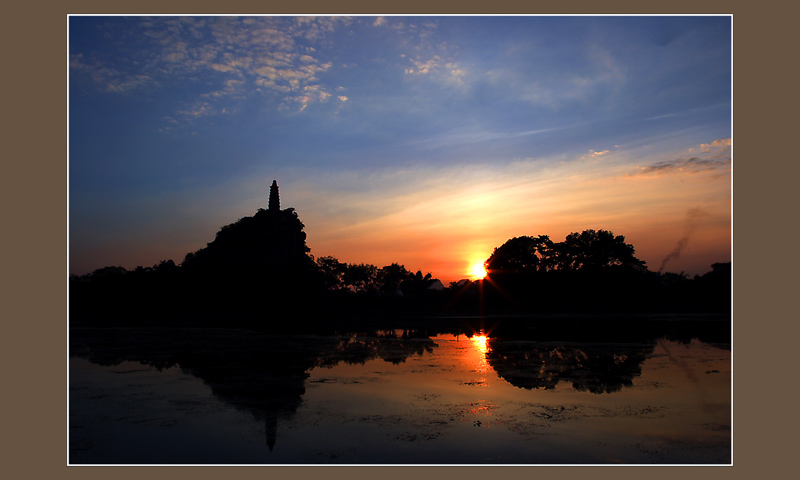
69;15;732;283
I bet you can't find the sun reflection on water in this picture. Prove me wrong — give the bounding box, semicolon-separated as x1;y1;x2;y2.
466;333;491;378
472;334;488;355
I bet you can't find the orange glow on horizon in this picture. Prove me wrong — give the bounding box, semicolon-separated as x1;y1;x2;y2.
301;151;731;284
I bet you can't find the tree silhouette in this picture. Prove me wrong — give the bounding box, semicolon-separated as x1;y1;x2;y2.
485;235;554;273
555;229;646;272
486;230;645;275
377;263;411;296
343;263;379;294
316;256;347;291
400;270;436;296
478;229;655;312
181;207;313;272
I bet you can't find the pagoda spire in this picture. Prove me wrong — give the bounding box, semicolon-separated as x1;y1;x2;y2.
269;180;280;211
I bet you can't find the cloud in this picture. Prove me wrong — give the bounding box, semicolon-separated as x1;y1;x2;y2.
72;16;474;119
211;63;236;73
391;19;469;88
645;104;729;122
483;42;628;111
177;100;219;118
405;56;441;75
403;54;469;92
634;156;728;175
105;74;152;93
404;125;561;151
70;54;152;93
293;16;352;41
202;19;338;109
699;137;731;153
203;79;246;99
198;18;341;110
587;45;626;85
445;63;467;79
73;17;351;116
632;138;731;176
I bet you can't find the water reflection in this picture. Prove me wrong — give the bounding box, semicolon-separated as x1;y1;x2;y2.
486;340;652;393
316;329;437;367
71;327;320;452
70;326;441;457
69;316;730;463
456;332;491;387
472;334;488;355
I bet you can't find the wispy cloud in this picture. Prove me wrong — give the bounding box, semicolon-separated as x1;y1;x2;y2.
70;54;152;93
404;124;563;151
391;19;469;88
583;44;626;87
645;103;730;121
631;138;731;176
588;149;611;157
177;100;220;118
483;42;627;111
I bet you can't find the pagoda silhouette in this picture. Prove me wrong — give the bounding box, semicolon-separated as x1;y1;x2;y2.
269;179;280;212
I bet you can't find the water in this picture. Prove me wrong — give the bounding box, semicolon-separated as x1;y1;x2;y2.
68;321;731;464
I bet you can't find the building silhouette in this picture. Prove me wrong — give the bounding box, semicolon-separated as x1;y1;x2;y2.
269;180;280;212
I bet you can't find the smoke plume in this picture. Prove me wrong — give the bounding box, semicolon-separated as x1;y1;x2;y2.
658;208;710;273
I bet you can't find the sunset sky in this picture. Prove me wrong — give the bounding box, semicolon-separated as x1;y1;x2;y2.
68;15;732;284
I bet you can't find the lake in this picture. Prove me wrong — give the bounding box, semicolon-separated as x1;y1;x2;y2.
68;317;731;464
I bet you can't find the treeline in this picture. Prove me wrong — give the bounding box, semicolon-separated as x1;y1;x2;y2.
485;230;646;274
315;257;439;296
69;207;444;325
69;258;444;324
69;207;730;326
460;230;730;314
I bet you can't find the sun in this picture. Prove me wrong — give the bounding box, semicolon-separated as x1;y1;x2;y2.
470;261;487;280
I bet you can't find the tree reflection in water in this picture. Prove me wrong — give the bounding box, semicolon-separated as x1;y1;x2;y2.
69;316;729;461
315;329;437;367
485;340;652;393
70;326;439;454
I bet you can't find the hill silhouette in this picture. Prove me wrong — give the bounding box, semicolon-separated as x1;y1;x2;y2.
181;207;314;272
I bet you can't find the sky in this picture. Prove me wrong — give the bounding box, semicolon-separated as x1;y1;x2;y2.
68;15;732;284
